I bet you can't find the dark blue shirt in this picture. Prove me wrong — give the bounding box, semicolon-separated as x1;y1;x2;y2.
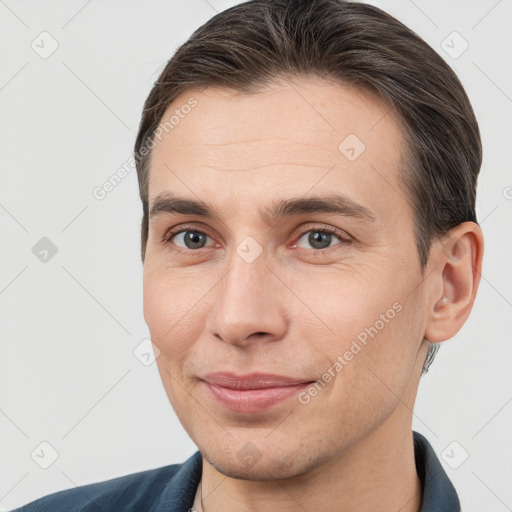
11;431;460;511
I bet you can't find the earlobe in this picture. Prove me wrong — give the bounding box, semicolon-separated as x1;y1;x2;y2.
424;222;484;343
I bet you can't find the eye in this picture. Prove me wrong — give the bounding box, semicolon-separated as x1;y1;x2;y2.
162;224;351;255
294;226;351;251
163;226;216;253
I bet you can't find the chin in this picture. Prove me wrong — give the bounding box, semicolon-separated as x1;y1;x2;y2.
206;455;301;481
201;441;330;481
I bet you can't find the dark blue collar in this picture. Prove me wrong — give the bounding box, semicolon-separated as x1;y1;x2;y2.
414;431;461;511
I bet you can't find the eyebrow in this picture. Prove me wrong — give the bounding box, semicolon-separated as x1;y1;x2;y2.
148;192;377;223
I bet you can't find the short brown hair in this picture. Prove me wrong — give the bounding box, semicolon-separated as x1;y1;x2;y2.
134;0;482;372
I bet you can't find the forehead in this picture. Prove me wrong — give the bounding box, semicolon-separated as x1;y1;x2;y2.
147;78;409;223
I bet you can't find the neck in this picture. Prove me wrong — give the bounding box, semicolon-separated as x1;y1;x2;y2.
199;415;422;512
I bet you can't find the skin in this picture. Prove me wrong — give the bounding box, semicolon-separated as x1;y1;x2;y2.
142;77;484;512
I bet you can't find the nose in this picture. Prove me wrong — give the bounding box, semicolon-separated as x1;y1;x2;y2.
204;245;288;349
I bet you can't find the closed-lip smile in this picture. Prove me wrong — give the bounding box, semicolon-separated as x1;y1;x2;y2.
201;372;315;413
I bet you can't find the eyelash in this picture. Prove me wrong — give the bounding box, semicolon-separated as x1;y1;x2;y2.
162;224;351;256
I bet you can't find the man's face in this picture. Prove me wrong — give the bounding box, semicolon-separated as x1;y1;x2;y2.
143;78;430;479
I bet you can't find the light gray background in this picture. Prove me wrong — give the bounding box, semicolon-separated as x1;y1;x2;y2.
1;0;511;510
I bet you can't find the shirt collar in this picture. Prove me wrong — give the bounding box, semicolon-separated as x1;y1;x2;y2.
414;431;461;511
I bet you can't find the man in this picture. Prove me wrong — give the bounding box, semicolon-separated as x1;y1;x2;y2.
14;0;483;510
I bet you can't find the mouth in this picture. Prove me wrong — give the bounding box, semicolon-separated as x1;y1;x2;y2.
200;372;315;413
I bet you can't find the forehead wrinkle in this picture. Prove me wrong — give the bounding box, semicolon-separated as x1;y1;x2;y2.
200;162;335;173
174;134;340;162
200;135;334;149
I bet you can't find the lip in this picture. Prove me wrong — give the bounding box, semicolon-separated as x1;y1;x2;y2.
201;372;314;413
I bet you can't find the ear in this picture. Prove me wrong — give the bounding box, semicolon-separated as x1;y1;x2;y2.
424;222;484;343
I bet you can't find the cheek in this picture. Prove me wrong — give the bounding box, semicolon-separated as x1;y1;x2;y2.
296;268;396;343
144;271;202;420
143;268;201;361
306;268;423;386
334;297;423;413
